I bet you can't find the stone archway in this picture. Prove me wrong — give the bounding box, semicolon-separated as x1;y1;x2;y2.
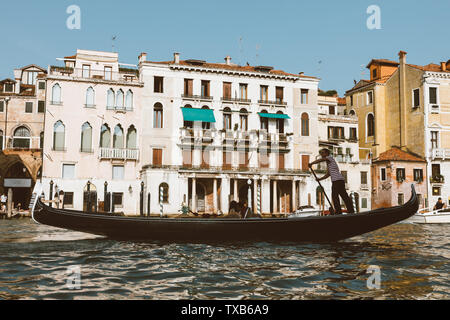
4;161;33;209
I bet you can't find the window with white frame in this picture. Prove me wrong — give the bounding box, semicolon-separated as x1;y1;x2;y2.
412;88;420;108
380;167;387;181
62;164;75;179
367;91;373;105
51;83;61;104
112;165;124;180
85;87;95;107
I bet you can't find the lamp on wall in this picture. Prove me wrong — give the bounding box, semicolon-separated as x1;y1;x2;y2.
128;185;133;193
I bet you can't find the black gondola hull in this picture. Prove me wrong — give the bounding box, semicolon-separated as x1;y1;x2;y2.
32;185;419;243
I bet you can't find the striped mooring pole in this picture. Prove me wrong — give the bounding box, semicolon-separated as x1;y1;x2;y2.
351;192;357;214
257;183;261;216
159;186;164;217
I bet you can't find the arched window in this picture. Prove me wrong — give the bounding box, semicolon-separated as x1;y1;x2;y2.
223;107;232;130
276;111;285;134
100;124;111;148
113;125;124;149
125;90;133;110
85;87;95;107
13;126;31;148
260;110;269;130
39;131;44;149
116;90;124;109
301;113;309;136
0;130;3;151
80;122;93;152
53;121;65;151
349;110;356;116
183;104;192;128
202;106;211;130
52;83;61;104
367;113;375;137
107;89;115;108
153;103;163;128
239;108;248;131
126;125;137;149
159;183;169;203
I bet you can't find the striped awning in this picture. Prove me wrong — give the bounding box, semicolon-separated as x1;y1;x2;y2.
181;108;216;122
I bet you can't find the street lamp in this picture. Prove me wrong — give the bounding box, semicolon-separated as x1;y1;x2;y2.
247;179;252;210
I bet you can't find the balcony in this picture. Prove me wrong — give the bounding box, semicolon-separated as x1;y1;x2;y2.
430;175;445;184
99;148;139;160
221;97;251;104
181;94;213;101
106;105;133;113
258;99;287;107
432;148;450;160
49;66;140;83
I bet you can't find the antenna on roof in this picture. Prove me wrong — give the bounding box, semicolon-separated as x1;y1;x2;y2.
112;36;117;52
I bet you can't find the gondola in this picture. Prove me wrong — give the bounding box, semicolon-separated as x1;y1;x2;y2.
32;185;419;243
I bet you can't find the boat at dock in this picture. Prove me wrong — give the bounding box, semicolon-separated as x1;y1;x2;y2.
408;207;450;224
32;185;419;243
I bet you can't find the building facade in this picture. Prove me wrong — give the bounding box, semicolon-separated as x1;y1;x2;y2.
41;50;144;213
317;95;371;211
138;53;321;215
345;51;450;209
0;64;46;208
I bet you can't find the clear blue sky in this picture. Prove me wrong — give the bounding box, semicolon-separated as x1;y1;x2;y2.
1;0;449;95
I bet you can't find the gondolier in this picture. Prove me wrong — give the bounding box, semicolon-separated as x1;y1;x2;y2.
309;148;355;215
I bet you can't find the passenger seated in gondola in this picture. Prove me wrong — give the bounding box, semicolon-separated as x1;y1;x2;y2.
433;198;446;211
240;201;262;219
226;200;241;218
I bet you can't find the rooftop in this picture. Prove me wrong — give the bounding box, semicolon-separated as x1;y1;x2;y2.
374;147;425;163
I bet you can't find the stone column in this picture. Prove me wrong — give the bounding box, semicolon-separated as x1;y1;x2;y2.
233;179;238;202
220;177;230;213
7;188;13;219
213;178;218;213
272;180;278;213
192;178;197;213
253;178;258;212
292;180;296;211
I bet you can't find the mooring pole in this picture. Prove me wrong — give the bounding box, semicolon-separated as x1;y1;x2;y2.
49;180;54;208
159;186;163;217
140;181;144;216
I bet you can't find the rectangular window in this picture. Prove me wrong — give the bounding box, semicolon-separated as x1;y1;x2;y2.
260;85;268;101
4;83;14;92
223;82;232;99
431;164;441;178
63;192;74;207
201;150;210;168
259;152;269;169
82;65;91;78
62;164;75;179
275;86;284;103
152;149;163;167
239;83;248;100
380;167;387;181
350;95;353;106
239;152;249;169
201;80;210;97
0;101;4;112
112;165;124;180
38;81;46;90
328;105;335;115
413;88;420;108
361;171;368;185
104;66;112;80
362;198;368;208
154;76;164;93
367;91;373;104
398;193;404;205
396;168;406;182
429;87;437;104
301;89;308;104
349;127;357;140
26;71;38;85
25;102;33;113
38;101;45;113
223;152;232;169
432;186;441;196
277;153;285;170
112;192;123;207
182;150;192;167
372;68;377;79
431;131;439;149
223;112;232;130
184;79;193;96
301;155;310;171
413;169;423;182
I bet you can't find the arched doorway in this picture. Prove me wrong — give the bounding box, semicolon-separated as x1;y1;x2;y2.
196;183;206;213
83;182;97;212
4;162;33;209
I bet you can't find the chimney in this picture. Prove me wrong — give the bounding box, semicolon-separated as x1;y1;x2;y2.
299;72;304;76
398;50;407;66
174;52;180;64
398;50;408;149
224;56;232;65
138;52;147;63
441;62;447;72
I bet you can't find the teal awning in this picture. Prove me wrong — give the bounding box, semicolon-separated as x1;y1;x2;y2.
182;108;216;122
258;112;290;119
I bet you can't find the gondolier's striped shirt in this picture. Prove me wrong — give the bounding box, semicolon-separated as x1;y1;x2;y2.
326;156;345;182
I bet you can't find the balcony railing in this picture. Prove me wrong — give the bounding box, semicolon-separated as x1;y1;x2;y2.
106;105;133;112
181;94;213;101
432;148;450;160
99;148;139;160
430;175;445;184
221;97;251;104
49;66;140;83
258;99;287;106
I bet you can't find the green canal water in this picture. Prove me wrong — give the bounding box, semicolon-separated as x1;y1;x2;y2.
0;219;448;299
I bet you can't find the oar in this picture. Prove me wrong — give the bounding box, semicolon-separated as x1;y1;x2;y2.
309;166;335;215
